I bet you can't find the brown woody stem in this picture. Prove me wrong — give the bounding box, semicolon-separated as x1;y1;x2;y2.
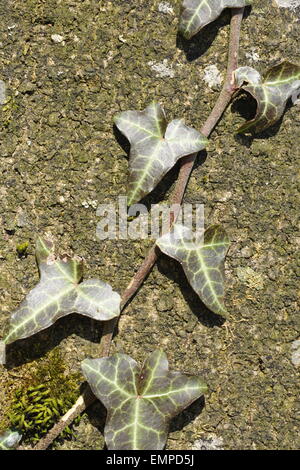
32;7;244;451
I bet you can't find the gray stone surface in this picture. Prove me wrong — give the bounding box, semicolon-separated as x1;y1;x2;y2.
0;0;299;450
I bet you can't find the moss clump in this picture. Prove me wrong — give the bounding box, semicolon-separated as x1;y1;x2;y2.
8;348;82;443
16;241;29;258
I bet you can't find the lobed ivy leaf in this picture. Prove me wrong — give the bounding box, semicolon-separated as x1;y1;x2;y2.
179;0;252;39
114;102;208;206
82;349;207;450
156;224;230;316
0;430;21;450
2;237;121;348
234;62;300;133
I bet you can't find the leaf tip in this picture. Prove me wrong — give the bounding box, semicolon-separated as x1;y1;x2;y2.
179;25;193;40
113;112;121;125
218;306;229;318
127;191;139;208
201;134;209;147
236;121;256;135
149;99;160;107
35;236;55;263
80;358;90;374
195;378;208;396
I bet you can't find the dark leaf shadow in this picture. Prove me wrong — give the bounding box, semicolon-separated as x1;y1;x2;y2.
156;253;225;328
170;395;205;434
113;123;130;157
176;11;231;62
176;6;252;62
231;91;294;146
84;399;107;440
4;315;105;369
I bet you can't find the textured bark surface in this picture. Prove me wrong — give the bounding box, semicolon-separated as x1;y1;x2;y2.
0;0;299;450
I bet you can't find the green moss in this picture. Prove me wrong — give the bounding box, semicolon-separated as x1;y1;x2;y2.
7;348;82;443
16;241;29;258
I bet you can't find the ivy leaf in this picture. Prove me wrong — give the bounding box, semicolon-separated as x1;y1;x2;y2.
156;224;230;316
179;0;252;39
82;349;207;450
2;237;121;347
0;430;21;450
235;62;300;133
114;102;208;206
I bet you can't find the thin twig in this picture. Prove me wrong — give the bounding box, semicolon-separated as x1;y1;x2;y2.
32;8;245;451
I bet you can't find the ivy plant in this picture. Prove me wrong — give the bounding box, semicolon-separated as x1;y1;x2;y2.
114;102;208;206
1;0;299;452
82;350;207;450
156;224;230;316
234;62;300;133
1;237;120;362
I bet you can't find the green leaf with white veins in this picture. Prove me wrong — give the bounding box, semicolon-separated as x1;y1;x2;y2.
156;224;230;316
0;430;21;450
234;62;300;133
114;102;208;206
82;350;207;450
3;237;121;346
179;0;252;39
